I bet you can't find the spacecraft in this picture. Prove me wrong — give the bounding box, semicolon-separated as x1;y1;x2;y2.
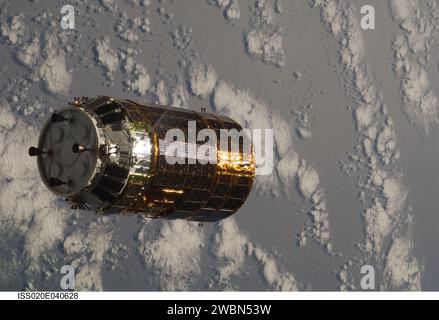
28;97;255;222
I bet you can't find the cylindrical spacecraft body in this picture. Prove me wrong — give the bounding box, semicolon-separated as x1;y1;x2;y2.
32;96;255;222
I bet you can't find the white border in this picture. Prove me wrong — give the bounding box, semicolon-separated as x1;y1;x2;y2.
2;291;439;300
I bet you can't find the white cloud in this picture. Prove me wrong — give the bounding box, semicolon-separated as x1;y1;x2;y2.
245;30;285;68
211;217;299;291
94;37;119;81
243;0;285;67
213;218;249;281
0;102;67;281
225;0;240;21
63;223;112;291
314;0;421;288
383;237;422;290
38;50;71;95
187;59;218;99
208;0;240;21
2;19;72;96
354;104;373;131
364;200;391;254
0;102;17;130
249;245;298;291
16;36;40;68
123;63;151;95
390;0;439;136
0;14;26;45
277;149;300;190
137;220;204;290
151;77;188;108
297;162;320;199
212;78;332;248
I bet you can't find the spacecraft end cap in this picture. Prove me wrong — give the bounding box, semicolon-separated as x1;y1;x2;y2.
51;113;69;123
36;108;100;196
